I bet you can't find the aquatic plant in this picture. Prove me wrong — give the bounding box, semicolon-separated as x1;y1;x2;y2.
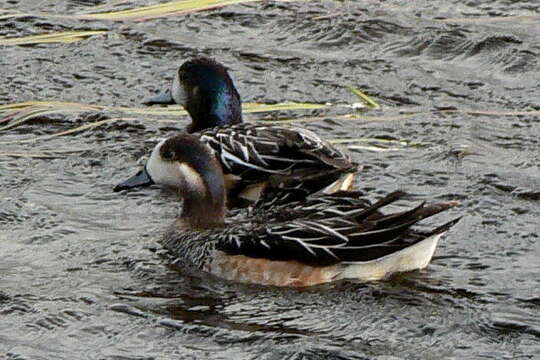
0;30;106;46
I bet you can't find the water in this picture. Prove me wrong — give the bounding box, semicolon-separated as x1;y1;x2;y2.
1;0;539;358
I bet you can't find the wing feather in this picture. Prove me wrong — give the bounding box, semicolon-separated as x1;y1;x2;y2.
216;191;460;266
199;124;356;187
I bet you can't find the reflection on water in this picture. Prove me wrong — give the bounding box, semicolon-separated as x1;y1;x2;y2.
1;0;539;358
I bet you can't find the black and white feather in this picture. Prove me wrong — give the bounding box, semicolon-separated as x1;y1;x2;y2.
198;123;357;193
162;191;461;269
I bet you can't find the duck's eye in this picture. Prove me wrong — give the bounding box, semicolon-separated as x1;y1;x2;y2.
162;150;173;160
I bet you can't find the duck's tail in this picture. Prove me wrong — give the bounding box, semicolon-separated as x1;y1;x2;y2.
334;194;461;282
336;230;447;282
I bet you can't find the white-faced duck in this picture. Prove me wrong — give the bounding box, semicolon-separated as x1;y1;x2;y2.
143;133;460;287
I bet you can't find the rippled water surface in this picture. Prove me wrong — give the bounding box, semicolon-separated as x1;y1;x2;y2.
1;0;539;359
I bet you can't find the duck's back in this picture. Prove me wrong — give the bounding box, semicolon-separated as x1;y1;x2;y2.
198;123;357;199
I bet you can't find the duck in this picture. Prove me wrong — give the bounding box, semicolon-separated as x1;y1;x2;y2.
141;56;242;133
114;57;357;205
149;133;460;287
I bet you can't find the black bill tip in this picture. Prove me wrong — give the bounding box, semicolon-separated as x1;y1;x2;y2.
114;166;155;192
142;88;175;106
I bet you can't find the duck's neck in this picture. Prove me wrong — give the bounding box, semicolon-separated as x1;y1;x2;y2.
181;194;226;230
180;159;227;230
186;83;242;133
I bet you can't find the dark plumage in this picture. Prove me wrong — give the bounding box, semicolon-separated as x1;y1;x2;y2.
177;57;242;133
143;57;242;133
151;134;461;286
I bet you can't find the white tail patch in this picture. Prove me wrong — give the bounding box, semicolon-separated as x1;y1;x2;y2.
337;233;444;282
238;182;267;202
322;172;356;194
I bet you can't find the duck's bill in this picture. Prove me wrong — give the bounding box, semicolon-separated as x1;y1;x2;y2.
142;88;175;105
114;166;154;192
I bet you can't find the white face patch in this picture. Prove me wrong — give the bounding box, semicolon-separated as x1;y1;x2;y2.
171;70;187;106
146;140;182;188
145;140;207;193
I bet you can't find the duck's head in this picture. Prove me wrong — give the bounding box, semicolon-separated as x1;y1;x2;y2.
143;57;242;133
115;134;226;228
